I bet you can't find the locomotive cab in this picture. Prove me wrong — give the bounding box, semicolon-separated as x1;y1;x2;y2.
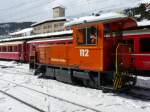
69;15;137;91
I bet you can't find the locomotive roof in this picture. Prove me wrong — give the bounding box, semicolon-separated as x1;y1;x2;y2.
0;30;73;43
65;12;130;27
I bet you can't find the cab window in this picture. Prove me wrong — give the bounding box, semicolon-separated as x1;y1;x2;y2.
140;38;150;52
77;26;98;46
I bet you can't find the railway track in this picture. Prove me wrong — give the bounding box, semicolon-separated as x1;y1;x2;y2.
0;79;102;112
0;89;46;112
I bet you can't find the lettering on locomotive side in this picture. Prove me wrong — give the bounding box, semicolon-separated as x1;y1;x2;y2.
51;58;66;63
80;49;89;57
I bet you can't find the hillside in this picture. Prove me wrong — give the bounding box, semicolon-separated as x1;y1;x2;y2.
0;22;34;37
124;3;150;21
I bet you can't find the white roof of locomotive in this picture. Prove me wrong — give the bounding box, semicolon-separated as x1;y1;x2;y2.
65;12;127;27
0;30;73;42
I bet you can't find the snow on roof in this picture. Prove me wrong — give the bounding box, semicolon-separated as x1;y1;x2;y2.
65;12;127;27
10;28;33;36
31;17;66;27
137;20;150;26
52;5;66;9
0;41;24;45
27;37;72;43
0;30;73;42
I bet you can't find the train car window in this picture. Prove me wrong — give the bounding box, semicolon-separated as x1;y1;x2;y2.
7;46;9;52
10;46;12;52
125;40;134;53
12;46;14;52
2;46;6;52
140;38;150;52
14;46;17;52
77;26;98;46
8;46;10;52
18;45;21;52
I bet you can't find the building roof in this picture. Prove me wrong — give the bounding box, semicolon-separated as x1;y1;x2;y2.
52;5;66;9
10;28;33;36
31;17;66;27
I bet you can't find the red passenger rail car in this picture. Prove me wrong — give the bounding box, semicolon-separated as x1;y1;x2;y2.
32;14;138;91
0;41;29;62
123;28;150;76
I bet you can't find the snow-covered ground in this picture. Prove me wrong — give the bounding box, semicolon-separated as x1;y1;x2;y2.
0;61;150;112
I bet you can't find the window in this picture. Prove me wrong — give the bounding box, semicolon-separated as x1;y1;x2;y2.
125;40;134;53
140;38;150;52
14;46;17;52
48;25;52;28
77;26;98;46
2;46;6;52
43;25;47;29
54;24;58;28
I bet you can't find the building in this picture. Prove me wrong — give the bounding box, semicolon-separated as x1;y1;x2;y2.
32;17;66;34
10;28;33;37
53;6;65;18
32;6;67;35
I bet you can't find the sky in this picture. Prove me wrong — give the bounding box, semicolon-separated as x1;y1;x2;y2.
0;0;149;23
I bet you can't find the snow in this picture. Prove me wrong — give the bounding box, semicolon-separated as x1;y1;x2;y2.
0;30;73;42
65;12;127;26
136;76;150;88
140;0;150;3
0;41;24;45
9;28;33;36
0;61;150;112
27;37;72;44
137;20;150;26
